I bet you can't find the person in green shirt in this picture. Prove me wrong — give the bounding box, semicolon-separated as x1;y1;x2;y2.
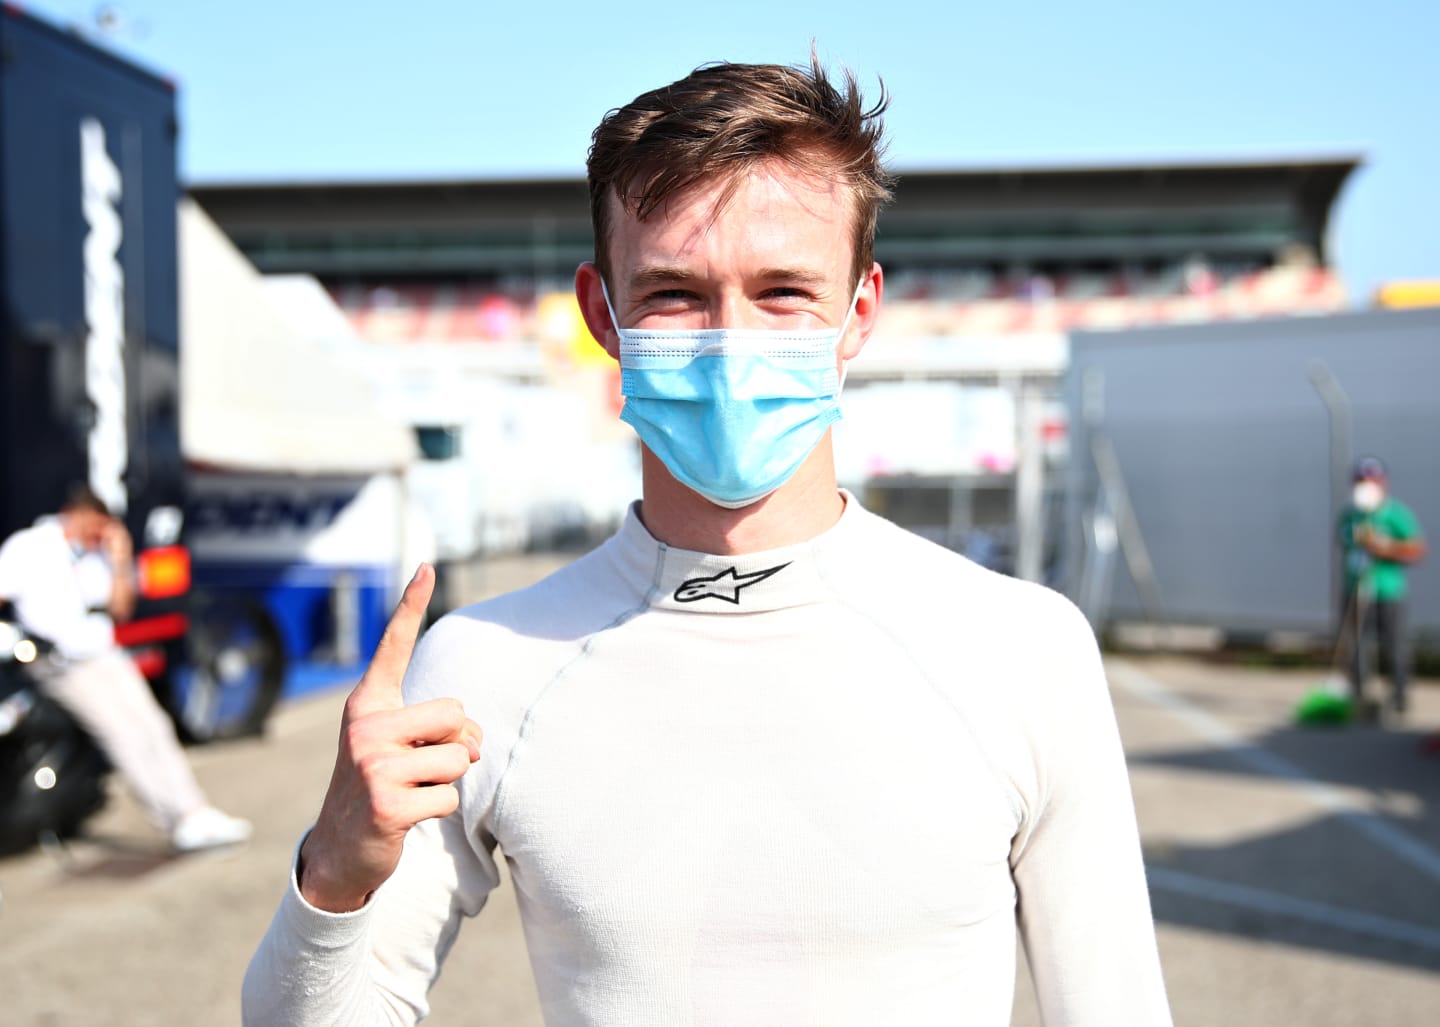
1337;456;1428;718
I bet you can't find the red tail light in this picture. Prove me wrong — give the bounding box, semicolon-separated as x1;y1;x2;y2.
137;545;191;599
130;647;168;679
115;613;189;647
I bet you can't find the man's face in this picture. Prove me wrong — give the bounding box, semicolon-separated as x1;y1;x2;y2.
1353;477;1386;513
599;159;873;352
66;509;109;551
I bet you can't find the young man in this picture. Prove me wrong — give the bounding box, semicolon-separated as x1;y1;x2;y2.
1338;456;1427;719
245;59;1171;1025
0;485;252;851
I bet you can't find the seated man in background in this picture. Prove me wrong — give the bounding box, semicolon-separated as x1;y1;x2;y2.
0;484;251;852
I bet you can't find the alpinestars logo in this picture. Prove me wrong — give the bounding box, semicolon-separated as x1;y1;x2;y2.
673;563;790;604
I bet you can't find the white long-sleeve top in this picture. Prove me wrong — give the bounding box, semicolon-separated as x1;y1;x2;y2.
244;495;1171;1026
0;518;116;661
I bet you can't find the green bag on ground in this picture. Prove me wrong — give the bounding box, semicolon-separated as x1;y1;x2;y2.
1294;685;1353;726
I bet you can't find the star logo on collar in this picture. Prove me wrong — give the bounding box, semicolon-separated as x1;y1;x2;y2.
673;563;790;604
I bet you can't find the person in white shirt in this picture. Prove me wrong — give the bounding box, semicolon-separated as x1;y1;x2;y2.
0;484;251;852
244;57;1172;1025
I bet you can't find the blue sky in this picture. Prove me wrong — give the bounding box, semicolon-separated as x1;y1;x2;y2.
24;0;1440;303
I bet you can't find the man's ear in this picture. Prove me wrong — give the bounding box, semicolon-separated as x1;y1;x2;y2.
575;262;620;360
840;262;883;362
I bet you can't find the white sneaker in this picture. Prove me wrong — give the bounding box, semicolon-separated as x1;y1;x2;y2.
172;807;253;852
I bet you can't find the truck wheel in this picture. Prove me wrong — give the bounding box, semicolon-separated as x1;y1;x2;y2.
170;593;285;743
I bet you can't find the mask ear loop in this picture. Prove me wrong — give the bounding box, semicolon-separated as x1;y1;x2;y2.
836;279;866;394
599;278;623;336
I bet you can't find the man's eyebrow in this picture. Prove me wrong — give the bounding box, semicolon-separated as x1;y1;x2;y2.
628;266;832;289
753;267;829;285
628;266;693;289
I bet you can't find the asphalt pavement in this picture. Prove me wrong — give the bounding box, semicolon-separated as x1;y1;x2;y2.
2;551;1437;1025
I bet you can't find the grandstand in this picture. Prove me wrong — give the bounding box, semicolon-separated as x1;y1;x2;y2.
191;156;1357;357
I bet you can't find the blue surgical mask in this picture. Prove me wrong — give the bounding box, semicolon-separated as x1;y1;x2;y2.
606;283;862;509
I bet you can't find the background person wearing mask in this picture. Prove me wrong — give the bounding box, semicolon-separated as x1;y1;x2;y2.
1338;456;1428;720
0;484;252;851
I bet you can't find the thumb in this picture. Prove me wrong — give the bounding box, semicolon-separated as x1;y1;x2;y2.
346;563;434;719
463;718;485;763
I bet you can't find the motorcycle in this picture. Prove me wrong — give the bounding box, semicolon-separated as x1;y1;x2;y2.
0;591;287;857
0;606;110;856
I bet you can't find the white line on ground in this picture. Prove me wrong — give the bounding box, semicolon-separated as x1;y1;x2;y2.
1107;659;1440;885
1147;866;1440;951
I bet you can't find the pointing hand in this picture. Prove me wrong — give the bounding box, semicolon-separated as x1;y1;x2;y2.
298;564;483;912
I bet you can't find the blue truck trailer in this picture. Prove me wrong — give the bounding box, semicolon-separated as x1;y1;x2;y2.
0;5;282;739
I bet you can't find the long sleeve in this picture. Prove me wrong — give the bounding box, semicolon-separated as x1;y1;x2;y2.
0;527;113;660
242;811;501;1026
242;622;507;1027
1009;603;1172;1026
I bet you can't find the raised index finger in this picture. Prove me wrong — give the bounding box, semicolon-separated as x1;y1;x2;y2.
346;563;435;719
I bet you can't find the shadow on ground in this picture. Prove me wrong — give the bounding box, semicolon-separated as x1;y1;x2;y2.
1135;721;1440;973
1132;722;1440;825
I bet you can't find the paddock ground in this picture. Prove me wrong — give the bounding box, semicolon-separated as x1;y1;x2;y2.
2;551;1436;1025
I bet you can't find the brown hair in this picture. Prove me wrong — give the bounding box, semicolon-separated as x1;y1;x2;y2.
587;54;894;291
60;483;111;517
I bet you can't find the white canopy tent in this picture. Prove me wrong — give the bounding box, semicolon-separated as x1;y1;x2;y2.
178;198;416;474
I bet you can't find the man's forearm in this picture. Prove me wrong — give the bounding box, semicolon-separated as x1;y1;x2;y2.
109;563;136;622
1370;537;1427;564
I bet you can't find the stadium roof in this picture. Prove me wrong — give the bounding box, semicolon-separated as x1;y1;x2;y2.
190;156;1361;280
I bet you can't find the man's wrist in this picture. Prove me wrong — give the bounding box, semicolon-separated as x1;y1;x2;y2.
297;836;374;913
